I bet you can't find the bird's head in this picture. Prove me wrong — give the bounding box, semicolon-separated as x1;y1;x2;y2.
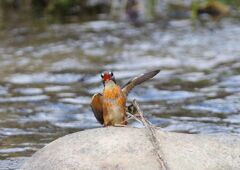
101;71;116;85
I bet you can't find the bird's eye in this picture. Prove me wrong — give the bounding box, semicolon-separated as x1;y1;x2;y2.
101;73;104;78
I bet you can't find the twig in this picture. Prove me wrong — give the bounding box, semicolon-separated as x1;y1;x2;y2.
126;112;143;124
132;100;169;170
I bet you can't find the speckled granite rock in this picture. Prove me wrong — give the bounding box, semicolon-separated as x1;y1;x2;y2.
21;127;240;170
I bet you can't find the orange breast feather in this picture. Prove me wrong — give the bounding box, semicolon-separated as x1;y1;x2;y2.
104;86;125;104
103;85;126;125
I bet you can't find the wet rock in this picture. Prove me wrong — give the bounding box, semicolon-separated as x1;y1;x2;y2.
21;127;240;170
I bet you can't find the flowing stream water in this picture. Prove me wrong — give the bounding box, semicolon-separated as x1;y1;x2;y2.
0;19;240;169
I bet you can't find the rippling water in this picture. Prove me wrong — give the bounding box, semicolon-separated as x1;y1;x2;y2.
1;19;240;168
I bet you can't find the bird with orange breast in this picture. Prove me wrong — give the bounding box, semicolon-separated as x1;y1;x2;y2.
91;70;160;126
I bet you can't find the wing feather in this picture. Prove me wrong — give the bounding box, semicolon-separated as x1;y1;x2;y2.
122;70;160;96
90;93;104;124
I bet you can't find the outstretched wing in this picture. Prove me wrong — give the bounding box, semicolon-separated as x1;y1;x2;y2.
122;70;160;96
90;93;104;124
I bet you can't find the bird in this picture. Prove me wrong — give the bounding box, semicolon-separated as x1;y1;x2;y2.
91;70;160;126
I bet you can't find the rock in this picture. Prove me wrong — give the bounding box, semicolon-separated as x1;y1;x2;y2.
21;127;240;170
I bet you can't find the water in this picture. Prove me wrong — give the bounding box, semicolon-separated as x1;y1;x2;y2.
0;19;240;168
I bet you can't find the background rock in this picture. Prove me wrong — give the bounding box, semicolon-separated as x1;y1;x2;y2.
21;127;240;170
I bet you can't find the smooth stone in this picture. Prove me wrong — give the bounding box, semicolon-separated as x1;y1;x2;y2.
21;127;240;170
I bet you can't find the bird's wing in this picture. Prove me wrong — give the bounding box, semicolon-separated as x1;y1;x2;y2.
122;70;160;96
90;93;104;124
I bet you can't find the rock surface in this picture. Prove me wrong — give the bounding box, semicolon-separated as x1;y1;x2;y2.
21;127;240;170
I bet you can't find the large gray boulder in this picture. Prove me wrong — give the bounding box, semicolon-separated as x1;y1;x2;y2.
21;127;240;170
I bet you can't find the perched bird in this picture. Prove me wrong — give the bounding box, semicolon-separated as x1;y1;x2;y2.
91;70;160;126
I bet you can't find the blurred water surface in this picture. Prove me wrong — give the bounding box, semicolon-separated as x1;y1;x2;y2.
1;19;240;168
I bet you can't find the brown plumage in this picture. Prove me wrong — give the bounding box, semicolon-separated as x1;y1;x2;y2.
91;70;160;126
